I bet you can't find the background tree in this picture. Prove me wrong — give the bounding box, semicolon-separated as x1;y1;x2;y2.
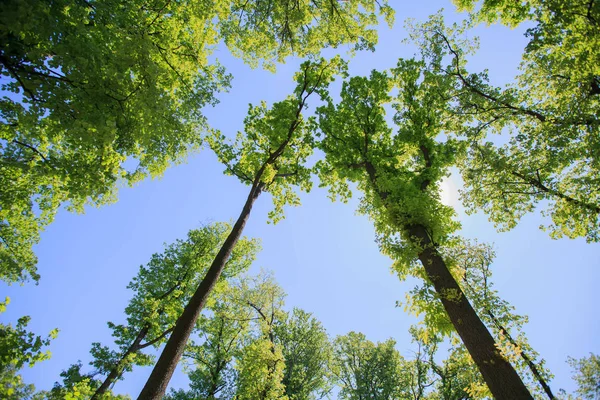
452;241;555;399
412;8;600;242
403;239;556;399
169;275;330;400
314;54;531;397
167;279;255;400
138;57;346;399
232;273;287;400
49;223;258;399
565;353;600;400
0;298;57;399
167;273;286;400
274;308;332;400
405;326;489;400
42;362;128;400
0;0;393;283
331;332;406;400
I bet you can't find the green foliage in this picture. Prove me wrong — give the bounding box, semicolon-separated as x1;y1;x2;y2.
219;0;395;70
423;5;600;241
235;339;287;400
172;271;519;400
173;274;331;400
452;0;532;26
315;53;462;273
52;223;259;396
232;273;287;400
331;329;487;400
0;0;230;283
208;57;347;223
447;240;554;398
274;308;332;400
0;0;392;283
91;223;258;379
402;238;557;399
407;326;489;400
42;362;129;400
179;280;255;400
0;364;38;400
0;298;57;399
121;223;259;345
567;353;600;400
330;328;495;400
0;298;57;371
331;332;406;400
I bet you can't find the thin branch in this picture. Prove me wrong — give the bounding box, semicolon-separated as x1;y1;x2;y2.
138;327;174;350
434;30;547;123
12;140;49;163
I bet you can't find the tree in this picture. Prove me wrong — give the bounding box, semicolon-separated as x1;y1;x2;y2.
137;58;346;399
42;362;128;400
566;353;600;400
0;0;228;284
233;273;288;400
172;279;257;400
0;298;57;399
405;326;489;400
170;275;331;400
0;0;394;284
314;55;532;397
403;239;557;399
0;364;39;400
452;241;555;399
427;345;486;400
51;223;258;399
418;5;600;241
274;308;332;400
331;332;406;400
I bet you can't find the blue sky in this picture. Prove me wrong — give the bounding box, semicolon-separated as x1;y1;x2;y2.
2;1;599;397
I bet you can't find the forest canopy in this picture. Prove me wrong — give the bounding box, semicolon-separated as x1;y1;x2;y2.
0;0;598;399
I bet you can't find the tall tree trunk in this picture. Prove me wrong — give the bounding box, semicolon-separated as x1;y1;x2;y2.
91;324;150;399
137;182;264;400
408;224;532;400
363;158;531;399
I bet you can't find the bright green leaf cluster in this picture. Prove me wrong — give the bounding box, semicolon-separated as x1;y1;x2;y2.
428;4;600;241
0;297;57;399
208;57;347;223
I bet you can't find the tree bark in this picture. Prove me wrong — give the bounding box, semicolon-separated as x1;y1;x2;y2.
408;224;532;400
137;182;264;399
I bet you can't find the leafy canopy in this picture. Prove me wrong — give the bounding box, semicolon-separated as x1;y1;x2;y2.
0;298;58;399
315;53;463;272
208;57;347;223
429;4;600;241
0;0;393;283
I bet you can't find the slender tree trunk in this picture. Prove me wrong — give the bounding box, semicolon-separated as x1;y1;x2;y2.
92;270;189;399
408;224;532;400
91;324;150;399
137;182;264;400
261;319;278;399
